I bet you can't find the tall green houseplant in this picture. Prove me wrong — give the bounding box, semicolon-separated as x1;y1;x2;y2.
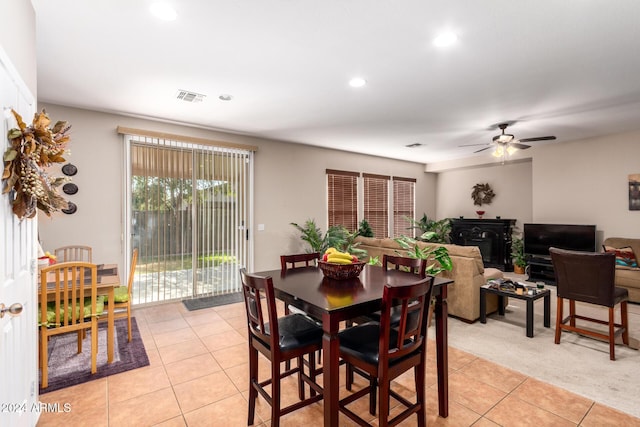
405;214;451;244
394;235;453;276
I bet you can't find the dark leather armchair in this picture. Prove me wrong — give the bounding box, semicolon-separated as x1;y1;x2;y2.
550;247;630;360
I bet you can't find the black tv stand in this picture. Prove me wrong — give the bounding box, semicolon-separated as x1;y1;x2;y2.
526;256;556;285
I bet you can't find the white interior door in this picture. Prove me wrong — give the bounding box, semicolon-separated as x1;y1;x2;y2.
0;49;39;426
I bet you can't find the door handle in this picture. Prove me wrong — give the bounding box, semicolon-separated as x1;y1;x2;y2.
0;303;23;318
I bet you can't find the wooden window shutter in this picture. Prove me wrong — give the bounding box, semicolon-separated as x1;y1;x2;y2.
327;169;359;231
363;173;390;238
393;177;416;237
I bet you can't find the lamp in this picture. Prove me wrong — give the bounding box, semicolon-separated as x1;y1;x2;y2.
492;144;518;161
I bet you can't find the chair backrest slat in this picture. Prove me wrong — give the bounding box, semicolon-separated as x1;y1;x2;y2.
54;245;93;263
550;247;616;306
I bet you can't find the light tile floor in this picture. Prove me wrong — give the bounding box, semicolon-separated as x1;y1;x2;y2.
37;300;640;426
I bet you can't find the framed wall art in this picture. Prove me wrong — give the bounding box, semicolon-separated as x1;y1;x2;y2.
630;174;640;211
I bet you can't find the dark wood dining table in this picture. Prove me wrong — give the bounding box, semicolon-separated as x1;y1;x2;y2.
254;264;453;426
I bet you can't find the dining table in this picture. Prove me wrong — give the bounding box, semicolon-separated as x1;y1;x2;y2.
254;264;453;426
39;263;120;363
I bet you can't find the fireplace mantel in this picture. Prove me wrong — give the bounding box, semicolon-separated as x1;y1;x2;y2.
449;218;516;271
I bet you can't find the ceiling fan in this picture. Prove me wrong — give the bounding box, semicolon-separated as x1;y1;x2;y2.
461;123;556;154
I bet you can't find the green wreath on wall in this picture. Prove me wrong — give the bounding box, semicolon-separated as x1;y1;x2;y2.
471;183;495;206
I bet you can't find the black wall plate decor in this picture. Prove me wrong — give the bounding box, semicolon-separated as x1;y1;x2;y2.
62;202;77;214
62;163;77;176
62;183;78;195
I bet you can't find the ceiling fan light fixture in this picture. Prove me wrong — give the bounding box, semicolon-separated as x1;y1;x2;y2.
506;145;518;155
492;146;504;158
494;133;514;143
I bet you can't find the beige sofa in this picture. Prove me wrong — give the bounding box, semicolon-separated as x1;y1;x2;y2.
603;237;640;303
354;236;504;322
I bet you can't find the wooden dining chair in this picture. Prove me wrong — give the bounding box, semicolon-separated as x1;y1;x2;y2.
550;247;630;360
54;245;92;263
339;275;435;426
240;268;324;426
39;262;103;389
280;253;322;368
100;248;138;342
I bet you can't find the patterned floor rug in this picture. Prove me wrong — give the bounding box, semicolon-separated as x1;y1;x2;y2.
40;317;149;394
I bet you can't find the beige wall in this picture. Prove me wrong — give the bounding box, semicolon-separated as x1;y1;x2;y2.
37;104;436;272
0;1;36;95
433;130;640;245
435;160;533;233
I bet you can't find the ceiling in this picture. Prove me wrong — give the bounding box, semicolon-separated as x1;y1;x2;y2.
32;1;640;165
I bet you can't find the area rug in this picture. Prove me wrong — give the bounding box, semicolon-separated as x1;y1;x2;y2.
40;317;149;394
182;292;243;311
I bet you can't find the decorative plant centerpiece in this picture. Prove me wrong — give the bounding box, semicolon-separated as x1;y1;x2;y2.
290;219;367;259
2;109;71;219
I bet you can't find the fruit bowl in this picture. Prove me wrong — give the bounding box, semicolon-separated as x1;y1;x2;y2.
318;261;366;280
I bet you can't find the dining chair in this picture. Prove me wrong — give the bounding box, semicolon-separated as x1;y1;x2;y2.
39;262;104;389
338;275;435;426
280;252;322;368
240;268;324;427
54;245;92;263
550;247;630;360
100;248;138;342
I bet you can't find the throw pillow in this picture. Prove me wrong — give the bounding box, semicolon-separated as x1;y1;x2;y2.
603;245;639;268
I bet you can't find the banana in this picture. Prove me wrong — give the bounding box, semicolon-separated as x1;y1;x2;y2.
329;251;353;260
325;247;337;255
327;256;353;265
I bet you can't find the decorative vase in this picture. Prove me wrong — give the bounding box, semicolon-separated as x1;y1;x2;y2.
514;265;526;274
476;210;485;219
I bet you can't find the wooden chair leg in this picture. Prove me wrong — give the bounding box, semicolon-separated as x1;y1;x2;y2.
369;377;377;415
378;378;390;427
621;301;629;345
554;297;563;344
127;305;133;342
90;321;98;374
40;331;49;389
569;300;576;327
309;353;317;398
297;356;305;400
285;305;291;371
415;362;426;427
609;307;616;361
346;362;353;391
247;343;258;425
272;360;281;427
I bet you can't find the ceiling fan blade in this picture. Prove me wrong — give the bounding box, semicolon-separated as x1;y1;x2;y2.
459;143;490;147
518;136;556;143
510;142;531;150
474;146;492;153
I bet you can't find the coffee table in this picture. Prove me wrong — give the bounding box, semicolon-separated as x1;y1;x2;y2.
480;283;551;337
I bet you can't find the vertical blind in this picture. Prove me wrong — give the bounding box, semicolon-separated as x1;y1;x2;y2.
327;169;359;231
393;177;416;237
363;173;390;238
127;135;251;304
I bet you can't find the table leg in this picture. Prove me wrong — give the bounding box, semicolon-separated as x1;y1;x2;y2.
434;286;449;418
543;293;551;328
107;287;115;363
322;313;340;426
498;295;505;316
526;298;534;338
480;289;487;324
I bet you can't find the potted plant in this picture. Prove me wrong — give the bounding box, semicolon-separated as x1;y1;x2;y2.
290;220;368;259
511;236;527;274
394;235;453;276
405;214;451;244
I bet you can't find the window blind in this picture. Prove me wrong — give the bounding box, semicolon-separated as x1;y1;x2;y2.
363;173;390;238
393;177;416;237
326;169;359;231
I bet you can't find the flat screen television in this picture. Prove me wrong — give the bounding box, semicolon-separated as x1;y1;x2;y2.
524;223;597;258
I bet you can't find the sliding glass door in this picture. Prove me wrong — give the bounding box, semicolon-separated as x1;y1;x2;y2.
125;135;252;304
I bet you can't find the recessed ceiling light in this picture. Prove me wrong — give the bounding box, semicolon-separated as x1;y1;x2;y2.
433;32;458;47
348;77;367;88
150;3;177;21
218;94;233;101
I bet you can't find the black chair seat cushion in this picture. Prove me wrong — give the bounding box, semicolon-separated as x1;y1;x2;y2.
263;313;323;352
339;322;417;366
613;286;629;305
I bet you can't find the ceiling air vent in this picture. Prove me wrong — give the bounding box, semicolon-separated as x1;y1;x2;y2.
175;90;206;103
